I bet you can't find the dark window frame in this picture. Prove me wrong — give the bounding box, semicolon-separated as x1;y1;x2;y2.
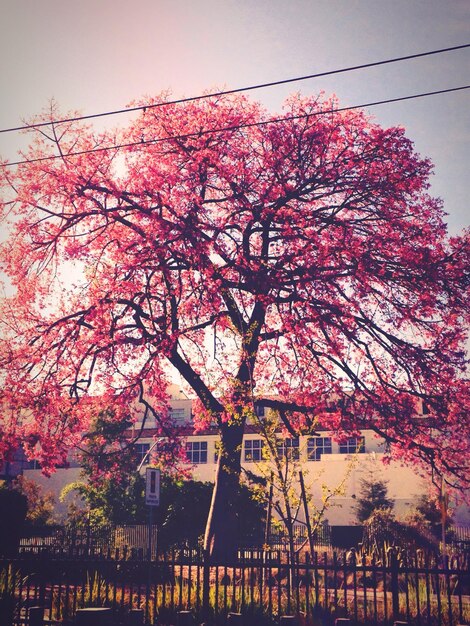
307;437;333;461
244;439;264;462
338;436;365;454
186;441;208;464
276;437;300;460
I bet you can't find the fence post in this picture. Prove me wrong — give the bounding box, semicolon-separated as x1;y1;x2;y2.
29;606;44;626
202;549;210;621
389;548;400;619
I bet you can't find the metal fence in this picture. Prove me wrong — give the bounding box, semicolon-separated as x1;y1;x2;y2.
268;522;331;550
19;523;469;552
1;547;469;626
18;523;330;558
19;524;159;559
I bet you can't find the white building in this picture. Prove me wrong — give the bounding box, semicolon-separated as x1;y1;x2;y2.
23;385;469;526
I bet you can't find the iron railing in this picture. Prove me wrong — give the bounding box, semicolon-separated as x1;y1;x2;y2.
1;547;469;625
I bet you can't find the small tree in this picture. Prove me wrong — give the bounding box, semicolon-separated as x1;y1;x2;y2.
157;477;264;550
408;491;454;550
64;408;149;526
0;485;27;557
247;409;353;555
354;476;394;524
415;494;444;529
13;475;56;527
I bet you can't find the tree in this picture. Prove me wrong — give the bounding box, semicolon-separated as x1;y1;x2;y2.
66;467;263;551
0;93;468;559
63;408;153;527
13;475;56;527
245;410;352;556
414;493;448;531
409;490;454;554
63;407;184;528
156;477;264;550
0;486;27;557
354;476;394;523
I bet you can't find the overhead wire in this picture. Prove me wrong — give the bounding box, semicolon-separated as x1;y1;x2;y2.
2;84;468;168
0;43;468;135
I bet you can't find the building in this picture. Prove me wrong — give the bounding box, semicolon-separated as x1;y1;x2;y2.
19;384;469;527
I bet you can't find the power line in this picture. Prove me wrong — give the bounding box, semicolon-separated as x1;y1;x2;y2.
2;84;469;168
0;43;469;135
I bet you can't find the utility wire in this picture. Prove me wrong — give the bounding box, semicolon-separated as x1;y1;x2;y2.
0;43;468;135
2;84;469;168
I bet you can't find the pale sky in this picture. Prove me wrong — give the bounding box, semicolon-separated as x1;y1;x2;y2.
0;0;469;233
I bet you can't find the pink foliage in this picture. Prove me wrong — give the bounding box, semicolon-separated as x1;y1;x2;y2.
0;93;468;494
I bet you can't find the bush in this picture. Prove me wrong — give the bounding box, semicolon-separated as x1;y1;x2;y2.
362;509;437;557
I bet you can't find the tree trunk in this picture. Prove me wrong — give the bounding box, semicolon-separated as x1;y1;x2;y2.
203;419;244;562
299;470;315;557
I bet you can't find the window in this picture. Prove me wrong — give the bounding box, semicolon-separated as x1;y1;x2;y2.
307;437;332;461
339;436;365;454
254;405;265;418
186;441;208;464
244;439;264;462
134;443;150;466
277;438;300;460
170;407;187;422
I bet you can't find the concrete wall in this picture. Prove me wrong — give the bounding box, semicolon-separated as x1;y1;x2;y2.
181;430;430;525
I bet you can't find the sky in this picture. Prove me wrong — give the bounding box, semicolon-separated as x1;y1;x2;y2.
0;0;469;235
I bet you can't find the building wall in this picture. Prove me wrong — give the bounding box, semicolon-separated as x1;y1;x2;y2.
174;430;430;525
21;390;469;526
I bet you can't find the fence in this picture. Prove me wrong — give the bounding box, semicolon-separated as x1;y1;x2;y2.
19;523;468;554
19;523;331;554
19;525;159;559
268;522;331;550
1;547;469;626
449;526;470;551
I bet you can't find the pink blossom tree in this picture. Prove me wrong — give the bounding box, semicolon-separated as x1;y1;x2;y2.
0;93;468;559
